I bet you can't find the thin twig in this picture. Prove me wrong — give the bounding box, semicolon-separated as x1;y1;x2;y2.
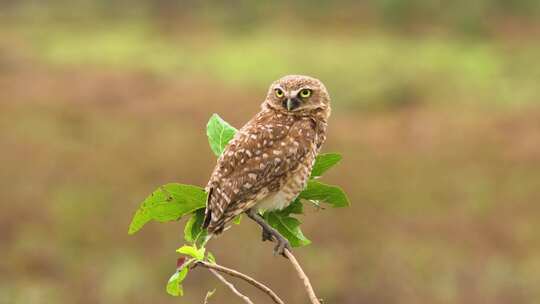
208;269;254;304
195;261;285;304
284;249;321;304
203;289;215;304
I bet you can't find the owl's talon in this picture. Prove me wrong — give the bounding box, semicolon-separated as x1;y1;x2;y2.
273;235;291;257
247;209;291;257
261;229;273;242
260;225;291;255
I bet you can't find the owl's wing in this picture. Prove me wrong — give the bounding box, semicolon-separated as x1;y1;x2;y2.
203;113;316;233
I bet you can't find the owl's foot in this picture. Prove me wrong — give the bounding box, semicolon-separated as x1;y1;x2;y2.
271;231;291;256
261;229;273;242
247;209;291;257
260;223;290;255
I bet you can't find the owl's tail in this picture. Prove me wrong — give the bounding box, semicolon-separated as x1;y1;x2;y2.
203;187;227;235
202;187;213;229
201;188;215;246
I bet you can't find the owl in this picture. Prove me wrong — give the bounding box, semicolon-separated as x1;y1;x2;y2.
203;75;331;254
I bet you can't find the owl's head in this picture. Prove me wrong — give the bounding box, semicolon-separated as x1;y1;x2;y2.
264;75;330;116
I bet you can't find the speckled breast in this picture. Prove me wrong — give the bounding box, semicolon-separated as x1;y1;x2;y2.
255;146;317;212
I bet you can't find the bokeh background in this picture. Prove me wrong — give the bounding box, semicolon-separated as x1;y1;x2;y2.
2;1;540;303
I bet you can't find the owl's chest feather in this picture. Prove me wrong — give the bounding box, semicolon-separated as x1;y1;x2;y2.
255;144;316;212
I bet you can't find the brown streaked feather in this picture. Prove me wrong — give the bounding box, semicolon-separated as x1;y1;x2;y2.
205;110;317;234
202;187;213;229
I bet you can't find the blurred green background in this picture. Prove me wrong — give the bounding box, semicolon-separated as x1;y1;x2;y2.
1;1;540;303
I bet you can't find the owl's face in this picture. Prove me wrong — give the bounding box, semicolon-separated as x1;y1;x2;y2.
264;75;330;114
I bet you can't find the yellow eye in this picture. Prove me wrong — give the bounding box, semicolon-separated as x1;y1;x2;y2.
275;88;284;98
299;89;312;98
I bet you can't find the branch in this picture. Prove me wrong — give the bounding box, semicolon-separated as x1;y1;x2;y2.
194;261;285;304
284;249;321;304
245;209;322;303
208;268;254;304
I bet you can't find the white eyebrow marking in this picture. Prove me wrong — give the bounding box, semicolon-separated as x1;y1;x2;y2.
290;87;312;98
290;88;302;97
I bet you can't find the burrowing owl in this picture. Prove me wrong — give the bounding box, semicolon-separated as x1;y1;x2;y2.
203;75;331;254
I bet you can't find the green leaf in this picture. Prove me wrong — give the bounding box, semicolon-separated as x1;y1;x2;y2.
311;153;342;178
232;214;242;225
166;266;189;297
177;245;206;260
128;183;207;234
299;180;350;208
184;208;207;244
207;252;216;264
265;212;311;247
206;114;237;156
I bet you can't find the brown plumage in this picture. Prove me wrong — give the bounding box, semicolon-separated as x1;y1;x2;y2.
203;75;331;237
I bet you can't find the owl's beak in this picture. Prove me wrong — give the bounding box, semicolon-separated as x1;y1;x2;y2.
285;98;301;111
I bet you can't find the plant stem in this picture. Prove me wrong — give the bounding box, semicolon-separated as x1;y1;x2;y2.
208;269;254;304
284;249;321;304
194;261;285;304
